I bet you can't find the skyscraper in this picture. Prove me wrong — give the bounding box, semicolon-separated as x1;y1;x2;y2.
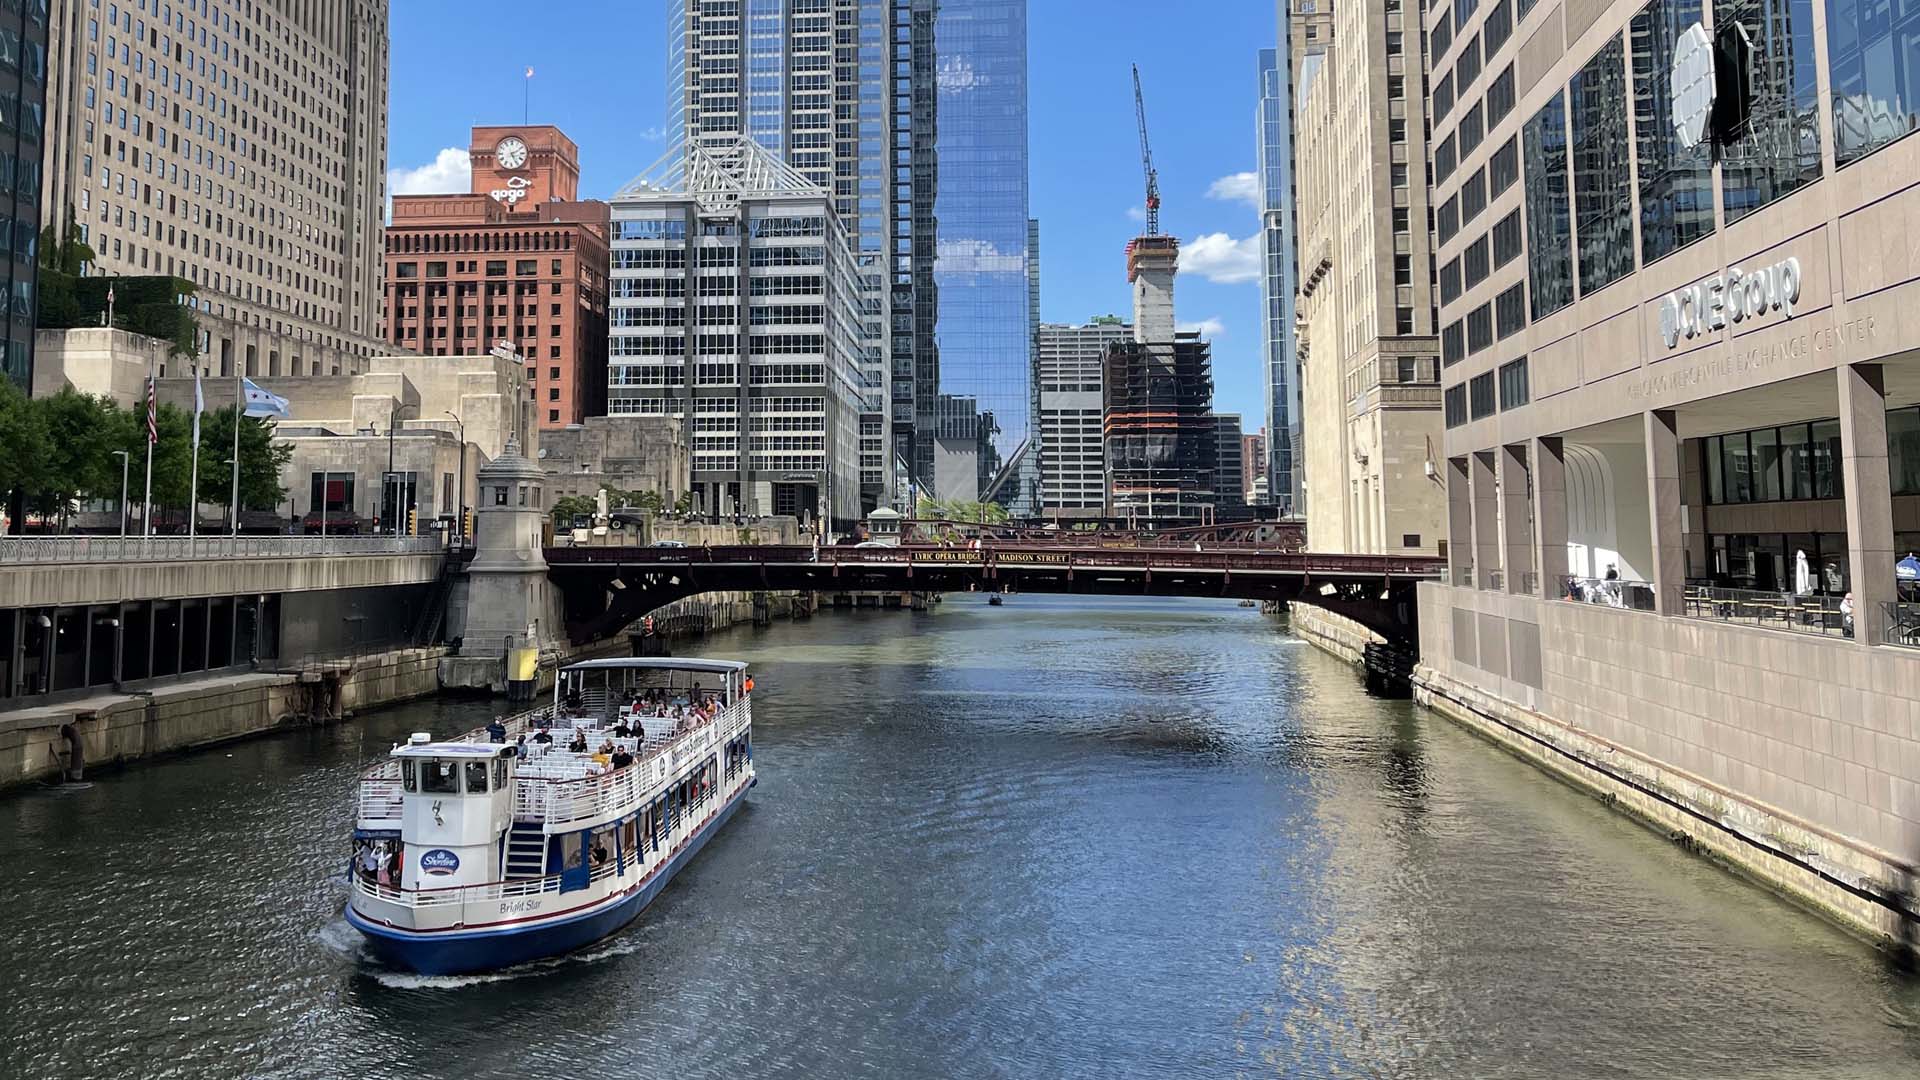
42;0;394;379
1293;0;1446;555
669;0;894;507
0;0;48;391
607;137;866;527
927;0;1030;502
1036;316;1130;518
1257;45;1302;514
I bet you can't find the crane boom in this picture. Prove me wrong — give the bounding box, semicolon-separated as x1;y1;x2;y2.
1133;63;1160;236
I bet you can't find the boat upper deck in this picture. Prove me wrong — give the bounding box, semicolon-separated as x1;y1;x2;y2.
356;658;753;831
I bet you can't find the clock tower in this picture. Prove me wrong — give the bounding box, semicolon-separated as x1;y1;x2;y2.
469;125;581;213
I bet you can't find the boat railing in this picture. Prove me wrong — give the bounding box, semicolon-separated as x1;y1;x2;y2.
351;770;740;910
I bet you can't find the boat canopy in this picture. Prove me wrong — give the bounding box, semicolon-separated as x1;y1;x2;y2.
561;658;748;675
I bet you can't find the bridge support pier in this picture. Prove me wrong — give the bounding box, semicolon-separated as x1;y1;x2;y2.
440;438;566;694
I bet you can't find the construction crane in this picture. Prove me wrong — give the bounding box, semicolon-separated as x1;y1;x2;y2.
1132;63;1160;236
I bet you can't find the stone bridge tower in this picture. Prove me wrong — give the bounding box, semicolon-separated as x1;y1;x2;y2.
441;436;566;694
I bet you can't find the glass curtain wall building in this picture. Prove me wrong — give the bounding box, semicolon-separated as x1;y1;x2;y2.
0;0;46;391
928;0;1031;502
669;0;893;508
1256;46;1301;514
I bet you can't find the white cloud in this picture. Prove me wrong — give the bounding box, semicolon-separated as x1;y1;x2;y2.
388;147;471;198
1177;317;1227;340
1206;171;1262;209
1179;232;1262;285
936;238;1025;275
1126;205;1148;223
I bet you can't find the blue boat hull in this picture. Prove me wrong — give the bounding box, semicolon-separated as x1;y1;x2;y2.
348;781;750;975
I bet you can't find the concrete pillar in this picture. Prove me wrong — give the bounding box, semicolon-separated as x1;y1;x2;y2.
1838;362;1895;645
1531;436;1567;598
1472;451;1501;591
1447;457;1472;586
1499;444;1533;594
1645;409;1685;614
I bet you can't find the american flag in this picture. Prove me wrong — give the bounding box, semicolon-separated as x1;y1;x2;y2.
146;375;157;445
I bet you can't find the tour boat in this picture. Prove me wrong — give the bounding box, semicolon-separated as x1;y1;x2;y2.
345;657;756;975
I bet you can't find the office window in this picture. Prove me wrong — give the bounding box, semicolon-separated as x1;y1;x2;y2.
1460;167;1488;225
1571;36;1634;295
1389;118;1408;143
1443;320;1466;366
1435;71;1456;121
1391;163;1410;189
1446;384;1469;428
1484;0;1515;54
1467;303;1495;354
1459;101;1485;156
1829;0;1920;164
1441;257;1463;304
1489;135;1520;196
1458;33;1482;91
1435;134;1458;184
1398;357;1420;383
1389;75;1406;100
1463;235;1491;289
1495;282;1527;337
1524;91;1574;317
1397;307;1418;334
1469;371;1497;418
1719;0;1820;217
1438;195;1460;244
1395;254;1414;286
1485;65;1516;127
1434;10;1455;60
1492;209;1523;267
1387;31;1404;55
1498;357;1530;409
1632;0;1715;263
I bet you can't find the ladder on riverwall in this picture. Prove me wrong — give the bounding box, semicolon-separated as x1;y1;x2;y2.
504;822;547;880
408;563;458;647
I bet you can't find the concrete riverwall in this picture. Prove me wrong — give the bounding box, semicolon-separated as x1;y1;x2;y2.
1414;582;1920;957
0;647;447;791
1286;604;1379;665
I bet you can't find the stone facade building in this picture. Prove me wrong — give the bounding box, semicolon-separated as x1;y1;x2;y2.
1419;0;1920;952
42;0;396;378
1292;0;1446;555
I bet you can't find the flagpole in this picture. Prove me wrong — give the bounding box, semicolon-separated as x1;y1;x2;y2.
189;368;202;539
231;369;243;535
142;365;154;539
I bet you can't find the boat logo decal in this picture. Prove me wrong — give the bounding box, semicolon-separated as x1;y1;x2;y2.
419;848;461;876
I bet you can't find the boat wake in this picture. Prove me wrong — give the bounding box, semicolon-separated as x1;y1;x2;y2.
338;925;656;990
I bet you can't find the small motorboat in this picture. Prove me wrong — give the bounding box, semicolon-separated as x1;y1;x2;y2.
988;594;1005;606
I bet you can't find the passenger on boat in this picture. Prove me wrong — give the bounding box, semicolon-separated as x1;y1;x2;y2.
568;731;589;754
356;843;380;881
533;728;553;745
613;719;633;738
592;841;609;866
611;748;634;769
598;739;616;756
486;716;507;743
515;734;529;758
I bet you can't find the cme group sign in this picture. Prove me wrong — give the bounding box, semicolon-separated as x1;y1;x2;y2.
1659;258;1802;349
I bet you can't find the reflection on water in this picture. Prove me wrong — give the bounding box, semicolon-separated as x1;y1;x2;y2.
0;595;1916;1079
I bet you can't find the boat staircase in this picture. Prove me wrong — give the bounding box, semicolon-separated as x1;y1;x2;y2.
504;821;548;880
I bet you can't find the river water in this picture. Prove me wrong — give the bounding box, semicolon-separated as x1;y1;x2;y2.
3;595;1918;1079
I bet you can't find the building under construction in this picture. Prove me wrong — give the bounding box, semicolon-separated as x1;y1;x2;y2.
1104;237;1217;525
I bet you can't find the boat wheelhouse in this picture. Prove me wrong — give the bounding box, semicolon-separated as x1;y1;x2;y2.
345;657;755;975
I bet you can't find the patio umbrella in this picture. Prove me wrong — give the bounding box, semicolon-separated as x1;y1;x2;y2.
1794;550;1812;596
1898;554;1920;582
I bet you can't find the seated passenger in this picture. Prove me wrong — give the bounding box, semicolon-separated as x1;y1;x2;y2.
613;719;632;738
485;716;507;743
592;841;609;866
568;732;588;754
532;728;553;745
598;739;616;756
515;734;529;758
611;748;634;769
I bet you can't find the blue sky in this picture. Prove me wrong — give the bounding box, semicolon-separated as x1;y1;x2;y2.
388;2;1280;427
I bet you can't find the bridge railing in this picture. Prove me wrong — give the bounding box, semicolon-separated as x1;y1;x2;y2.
543;543;1444;577
0;534;445;565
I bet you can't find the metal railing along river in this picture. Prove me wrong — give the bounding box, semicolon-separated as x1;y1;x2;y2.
0;534;445;564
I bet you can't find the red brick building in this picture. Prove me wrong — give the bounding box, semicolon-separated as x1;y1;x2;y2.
383;126;609;429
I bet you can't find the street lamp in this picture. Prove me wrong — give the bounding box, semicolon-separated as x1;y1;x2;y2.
111;450;130;537
387;401;417;536
444;410;466;544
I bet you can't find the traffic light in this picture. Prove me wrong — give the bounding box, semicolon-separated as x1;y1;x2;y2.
464;508;476;541
407;508;418;536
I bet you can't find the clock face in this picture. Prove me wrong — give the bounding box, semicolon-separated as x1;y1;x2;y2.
495;137;529;170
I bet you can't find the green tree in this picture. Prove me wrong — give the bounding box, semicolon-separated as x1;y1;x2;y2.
193;406;292;511
0;380;50;533
30;389;123;527
550;494;597;528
